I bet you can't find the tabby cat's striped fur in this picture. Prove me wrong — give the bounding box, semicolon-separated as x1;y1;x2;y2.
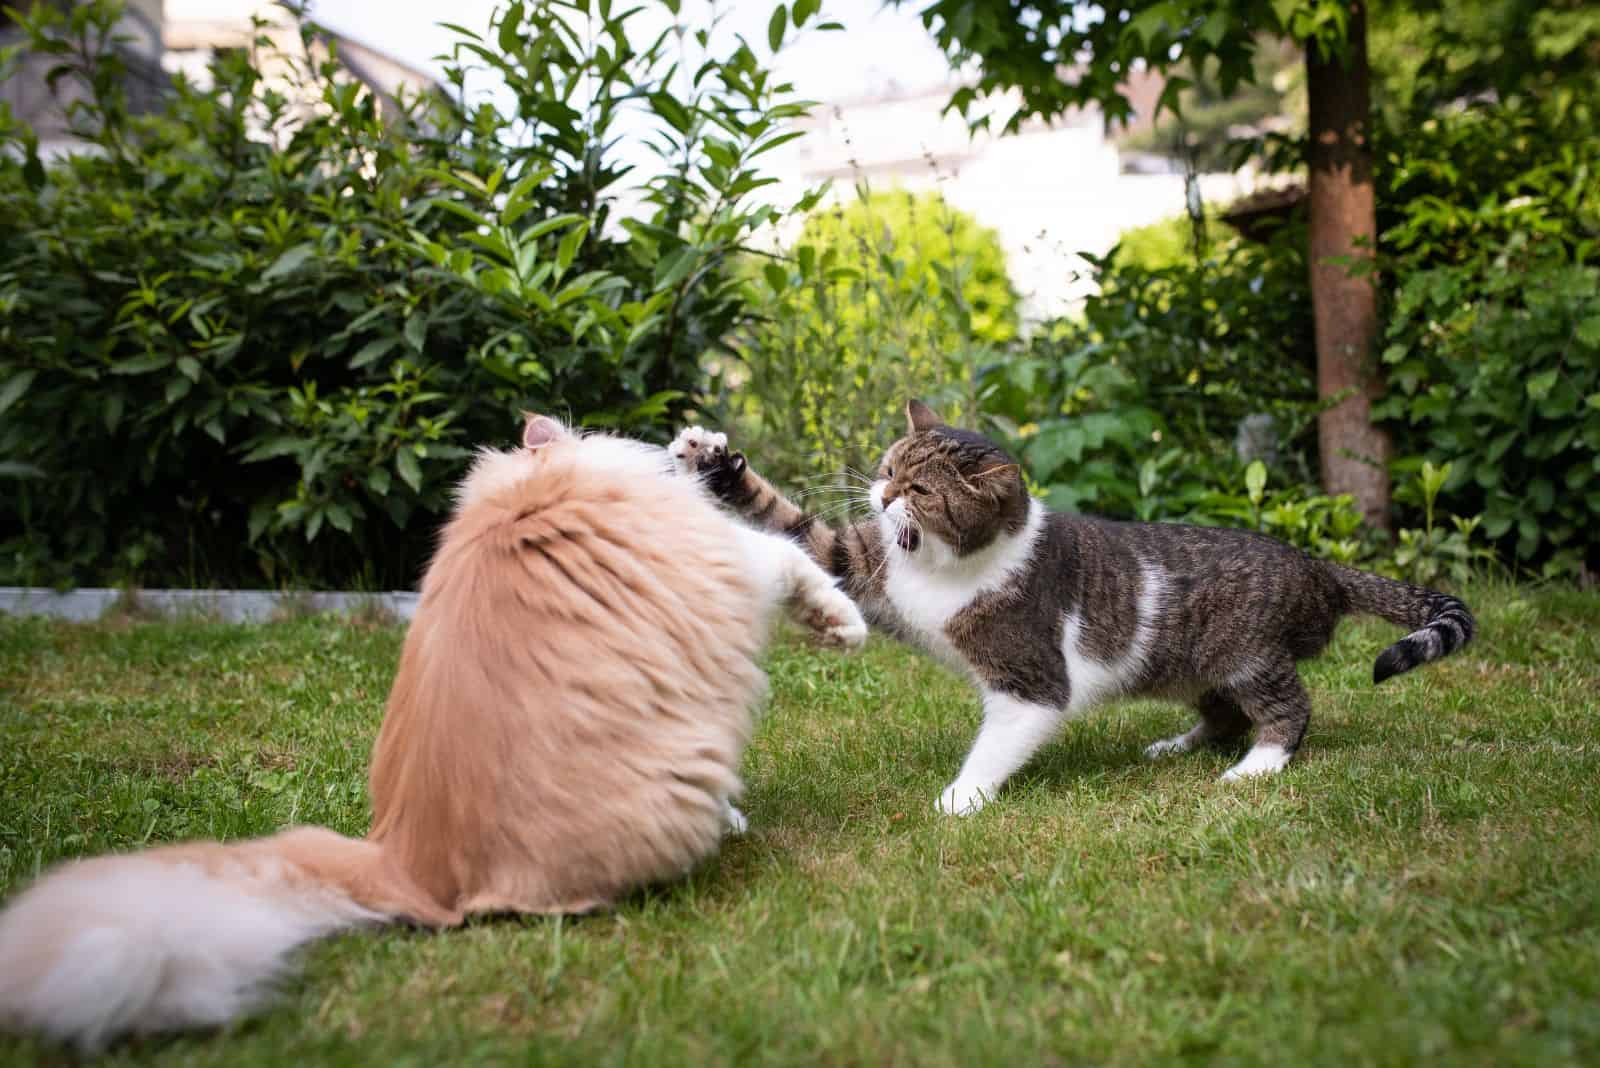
673;401;1475;814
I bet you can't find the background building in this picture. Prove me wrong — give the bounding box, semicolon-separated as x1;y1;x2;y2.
1;0;443;159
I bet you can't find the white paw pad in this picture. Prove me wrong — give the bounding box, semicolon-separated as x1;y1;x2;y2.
1144;734;1194;760
936;782;989;816
804;589;868;650
1220;744;1290;782
669;425;728;475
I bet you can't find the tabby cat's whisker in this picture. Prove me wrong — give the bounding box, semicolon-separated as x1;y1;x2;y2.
841;466;876;486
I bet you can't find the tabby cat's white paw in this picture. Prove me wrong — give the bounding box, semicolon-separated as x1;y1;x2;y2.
936;781;989;816
804;588;868;650
1220;743;1290;782
1144;734;1195;759
669;426;728;475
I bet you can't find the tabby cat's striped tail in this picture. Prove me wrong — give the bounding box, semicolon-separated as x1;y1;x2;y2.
1325;565;1476;683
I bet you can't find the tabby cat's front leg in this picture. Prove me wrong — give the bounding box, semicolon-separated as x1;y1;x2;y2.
671;430;866;649
671;424;899;641
939;690;1067;815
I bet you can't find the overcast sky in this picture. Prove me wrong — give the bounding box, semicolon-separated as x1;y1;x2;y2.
307;0;956;107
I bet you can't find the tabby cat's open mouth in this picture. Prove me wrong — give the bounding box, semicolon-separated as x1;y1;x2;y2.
896;526;921;552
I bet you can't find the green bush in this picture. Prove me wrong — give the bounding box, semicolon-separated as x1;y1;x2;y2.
981;222;1320;511
1378;254;1599;576
714;188;1018;494
997;85;1599;578
0;0;818;588
1374;92;1600;576
1109;213;1211;272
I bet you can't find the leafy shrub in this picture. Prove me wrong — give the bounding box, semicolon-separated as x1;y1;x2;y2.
1378;253;1599;576
1108;213;1210;272
979;219;1321;517
1001;83;1598;578
1375;91;1600;576
1385;462;1496;588
0;0;820;588
714;188;1018;494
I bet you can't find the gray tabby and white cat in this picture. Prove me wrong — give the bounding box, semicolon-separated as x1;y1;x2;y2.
671;401;1475;815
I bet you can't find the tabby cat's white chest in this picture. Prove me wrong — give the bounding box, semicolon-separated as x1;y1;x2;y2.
881;502;1045;669
884;565;981;668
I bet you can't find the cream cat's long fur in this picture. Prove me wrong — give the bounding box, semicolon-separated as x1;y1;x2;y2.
0;416;864;1052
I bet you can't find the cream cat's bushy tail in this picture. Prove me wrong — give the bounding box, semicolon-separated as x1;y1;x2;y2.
0;828;454;1053
2;413;866;1053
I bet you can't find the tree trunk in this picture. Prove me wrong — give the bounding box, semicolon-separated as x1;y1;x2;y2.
1305;1;1390;530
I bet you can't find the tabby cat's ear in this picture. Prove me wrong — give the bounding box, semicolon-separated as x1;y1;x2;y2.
521;412;567;450
906;399;943;434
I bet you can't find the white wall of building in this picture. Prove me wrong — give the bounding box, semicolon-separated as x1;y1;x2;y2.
762;77;1263;320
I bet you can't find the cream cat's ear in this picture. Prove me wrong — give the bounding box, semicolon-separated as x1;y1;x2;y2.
521;412;568;450
906;398;943;433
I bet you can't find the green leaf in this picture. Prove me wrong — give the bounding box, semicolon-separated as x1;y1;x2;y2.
396;448;422;493
649;91;693;135
261;242;316;283
1245;460;1268;504
103;393;124;432
404;314;428;354
497;0;525;54
523;213;586;242
1026;423;1085;482
177;356;202;382
242;437;304;463
762;262;788;294
326;502;354;534
792;0;819;26
426;198;494;230
1128;1;1178;45
555;220;590;273
654;246;698;289
0;370;36;418
767;4;787;51
1526;369;1558;400
109;354;172;375
349;335;400;370
1577;314;1600;348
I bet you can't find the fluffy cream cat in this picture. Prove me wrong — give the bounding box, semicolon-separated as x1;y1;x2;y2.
0;414;865;1052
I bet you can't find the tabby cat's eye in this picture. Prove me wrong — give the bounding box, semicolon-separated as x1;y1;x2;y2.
909;483;929;495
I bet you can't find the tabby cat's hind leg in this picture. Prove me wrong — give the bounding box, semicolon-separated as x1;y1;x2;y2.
1220;665;1311;781
1144;690;1252;759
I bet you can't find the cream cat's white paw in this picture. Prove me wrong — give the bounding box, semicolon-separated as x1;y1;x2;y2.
669;425;728;475
936;781;989;816
722;800;749;835
805;587;868;649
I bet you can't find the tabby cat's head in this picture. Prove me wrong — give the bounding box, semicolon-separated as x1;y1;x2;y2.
869;400;1031;563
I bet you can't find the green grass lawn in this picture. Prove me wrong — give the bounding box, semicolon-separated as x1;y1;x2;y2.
1;581;1598;1066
